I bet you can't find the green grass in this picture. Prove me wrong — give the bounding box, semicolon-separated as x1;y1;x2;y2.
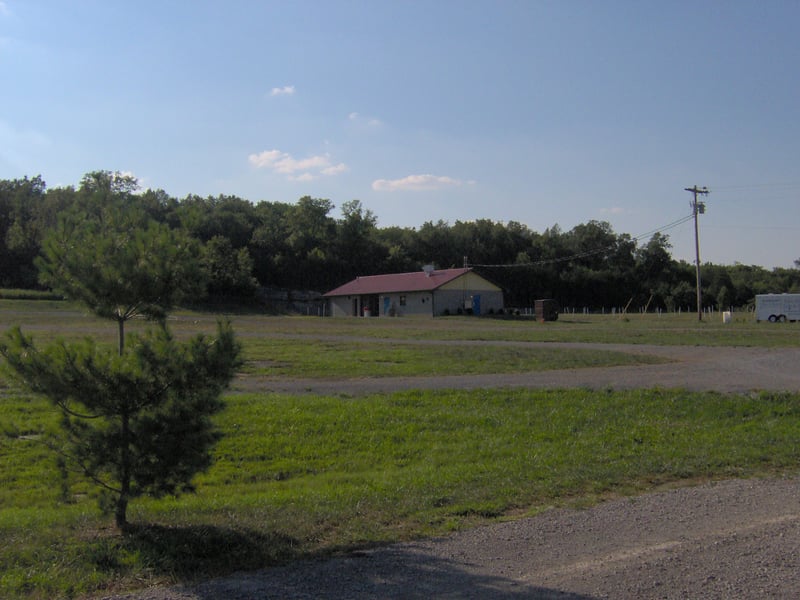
1;300;800;598
2;385;799;599
240;337;665;378
0;289;63;301
0;299;670;379
2;299;800;351
206;310;800;348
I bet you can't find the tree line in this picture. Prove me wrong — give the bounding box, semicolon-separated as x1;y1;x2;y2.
2;171;799;311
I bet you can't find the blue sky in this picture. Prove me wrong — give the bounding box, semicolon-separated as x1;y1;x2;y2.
1;1;799;269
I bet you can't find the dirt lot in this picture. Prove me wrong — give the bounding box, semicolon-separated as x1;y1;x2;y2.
105;343;800;600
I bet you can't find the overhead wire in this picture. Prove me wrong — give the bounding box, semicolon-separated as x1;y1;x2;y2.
467;212;696;269
467;181;798;270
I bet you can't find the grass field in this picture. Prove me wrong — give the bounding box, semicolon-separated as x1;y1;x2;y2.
1;299;799;599
1;298;799;350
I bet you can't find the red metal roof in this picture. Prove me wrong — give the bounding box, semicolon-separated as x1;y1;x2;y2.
324;268;472;296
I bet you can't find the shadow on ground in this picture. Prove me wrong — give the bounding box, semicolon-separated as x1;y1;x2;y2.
176;545;597;600
96;525;598;599
90;523;299;583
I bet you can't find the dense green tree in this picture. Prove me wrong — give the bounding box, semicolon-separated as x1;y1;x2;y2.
283;196;337;289
702;263;737;310
249;201;292;286
176;194;257;248
40;185;78;228
79;170;138;195
4;171;800;309
449;219;526;267
138;188;181;226
554;221;638;308
771;266;800;294
668;279;697;312
716;285;731;311
635;233;676;309
0;175;48;287
564;221;619;271
333;199;386;280
415;220;460;268
202;235;258;298
375;225;418;273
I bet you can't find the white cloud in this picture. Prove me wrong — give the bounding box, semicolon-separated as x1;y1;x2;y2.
372;174;466;192
248;149;283;169
270;85;295;97
322;163;348;176
291;172;316;182
601;206;625;215
348;112;383;129
248;149;348;181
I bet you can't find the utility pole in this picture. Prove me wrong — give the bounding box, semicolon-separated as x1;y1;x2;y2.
685;186;709;321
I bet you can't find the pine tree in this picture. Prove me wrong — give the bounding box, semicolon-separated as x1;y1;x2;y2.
1;176;240;528
36;189;204;355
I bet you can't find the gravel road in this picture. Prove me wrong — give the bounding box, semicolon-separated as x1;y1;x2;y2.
104;343;800;600
239;342;800;395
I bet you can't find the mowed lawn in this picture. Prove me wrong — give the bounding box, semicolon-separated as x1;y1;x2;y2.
1;300;799;599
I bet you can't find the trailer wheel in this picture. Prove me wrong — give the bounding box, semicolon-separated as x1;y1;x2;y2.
778;314;788;323
768;314;777;323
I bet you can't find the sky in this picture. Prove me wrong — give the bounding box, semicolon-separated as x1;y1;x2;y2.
1;0;799;269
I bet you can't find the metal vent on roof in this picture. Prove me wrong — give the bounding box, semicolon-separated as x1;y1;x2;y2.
422;264;435;277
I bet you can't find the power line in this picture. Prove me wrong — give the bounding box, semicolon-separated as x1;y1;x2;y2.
711;182;800;191
467;212;695;269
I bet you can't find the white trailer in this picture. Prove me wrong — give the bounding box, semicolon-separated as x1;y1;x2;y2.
755;293;800;322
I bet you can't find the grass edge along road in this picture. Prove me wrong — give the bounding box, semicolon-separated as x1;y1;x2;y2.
2;386;799;599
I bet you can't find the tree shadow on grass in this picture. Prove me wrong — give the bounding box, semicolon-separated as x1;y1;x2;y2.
88;523;300;583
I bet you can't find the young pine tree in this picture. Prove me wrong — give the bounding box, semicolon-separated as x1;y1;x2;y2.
1;182;240;528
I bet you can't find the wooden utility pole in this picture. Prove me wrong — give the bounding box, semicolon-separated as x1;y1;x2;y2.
685;186;709;321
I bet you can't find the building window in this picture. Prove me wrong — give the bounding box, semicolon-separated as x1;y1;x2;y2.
400;295;406;306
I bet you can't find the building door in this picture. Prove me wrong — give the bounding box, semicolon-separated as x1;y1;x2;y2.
362;294;379;317
352;297;359;316
472;294;481;316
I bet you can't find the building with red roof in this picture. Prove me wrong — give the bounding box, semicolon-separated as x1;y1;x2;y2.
323;267;504;317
